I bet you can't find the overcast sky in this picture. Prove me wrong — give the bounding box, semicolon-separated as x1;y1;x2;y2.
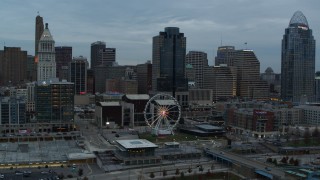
1;0;319;73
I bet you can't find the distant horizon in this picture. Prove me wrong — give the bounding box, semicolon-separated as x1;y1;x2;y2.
1;0;320;74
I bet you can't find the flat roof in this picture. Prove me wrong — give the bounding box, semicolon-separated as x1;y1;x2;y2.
196;124;223;130
67;152;96;160
125;94;149;100
99;102;120;106
164;142;180;146
155;100;176;106
116;139;158;149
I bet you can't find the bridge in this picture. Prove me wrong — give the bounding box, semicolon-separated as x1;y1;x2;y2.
204;148;285;179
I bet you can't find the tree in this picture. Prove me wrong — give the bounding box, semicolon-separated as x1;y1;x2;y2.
294;159;300;166
304;128;311;145
281;157;288;164
188;167;192;173
312;127;320;144
289;157;295;164
150;172;155;178
266;157;273;163
273;158;278;165
180;172;185;178
175;168;180;175
58;173;64;179
78;168;83;176
199;165;204;172
163;169;167;176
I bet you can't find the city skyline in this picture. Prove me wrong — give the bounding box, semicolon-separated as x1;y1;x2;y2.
0;0;319;73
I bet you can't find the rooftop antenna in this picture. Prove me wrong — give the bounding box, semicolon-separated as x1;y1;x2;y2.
220;35;223;46
37;11;40;16
244;42;248;50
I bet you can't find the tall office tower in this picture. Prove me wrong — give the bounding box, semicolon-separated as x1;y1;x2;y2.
281;11;316;102
37;23;56;82
26;55;36;82
55;46;72;80
87;69;95;94
35;15;44;57
90;41;106;69
152;27;188;94
0;47;27;86
215;47;269;100
315;72;320;102
69;56;88;94
35;80;74;122
100;48;116;66
137;61;152;94
203;65;234;102
185;51;208;89
233;50;269;99
26;82;36;123
215;46;236;66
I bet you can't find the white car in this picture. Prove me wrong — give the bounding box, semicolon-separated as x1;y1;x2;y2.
0;174;4;179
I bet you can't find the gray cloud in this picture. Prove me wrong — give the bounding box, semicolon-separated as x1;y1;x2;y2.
0;0;320;73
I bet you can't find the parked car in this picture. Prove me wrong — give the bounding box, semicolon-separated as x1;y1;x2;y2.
15;171;23;175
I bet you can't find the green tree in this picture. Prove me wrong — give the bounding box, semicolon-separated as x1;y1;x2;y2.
175;168;180;175
180;172;185;178
150;172;155;178
304;128;311;145
294;159;300;166
273;158;278;165
188;167;192;173
163;169;167;176
281;157;288;164
78;168;83;176
289;157;295;164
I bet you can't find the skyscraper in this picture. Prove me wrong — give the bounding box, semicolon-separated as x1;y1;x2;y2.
214;46;269;100
152;27;188;94
35;15;44;57
281;11;316;102
37;23;56;82
55;46;72;80
185;51;208;89
100;48;116;66
69;56;88;94
0;47;27;86
90;41;106;69
137;61;152;94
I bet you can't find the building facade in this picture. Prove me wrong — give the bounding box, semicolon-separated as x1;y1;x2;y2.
37;23;56;82
185;51;208;89
152;27;188;94
0;47;27;86
35;81;74;123
55;46;72;81
69;56;88;95
90;41;106;69
281;11;316;102
136;61;152;94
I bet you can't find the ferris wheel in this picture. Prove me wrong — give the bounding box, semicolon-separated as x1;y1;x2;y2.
144;94;181;136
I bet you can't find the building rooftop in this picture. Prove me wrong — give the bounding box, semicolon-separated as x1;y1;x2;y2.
154;99;176;106
98;102;121;106
125;94;149;100
195;124;223;130
116;139;158;149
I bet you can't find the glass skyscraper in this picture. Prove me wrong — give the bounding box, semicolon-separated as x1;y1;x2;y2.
152;27;188;94
281;11;316;102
